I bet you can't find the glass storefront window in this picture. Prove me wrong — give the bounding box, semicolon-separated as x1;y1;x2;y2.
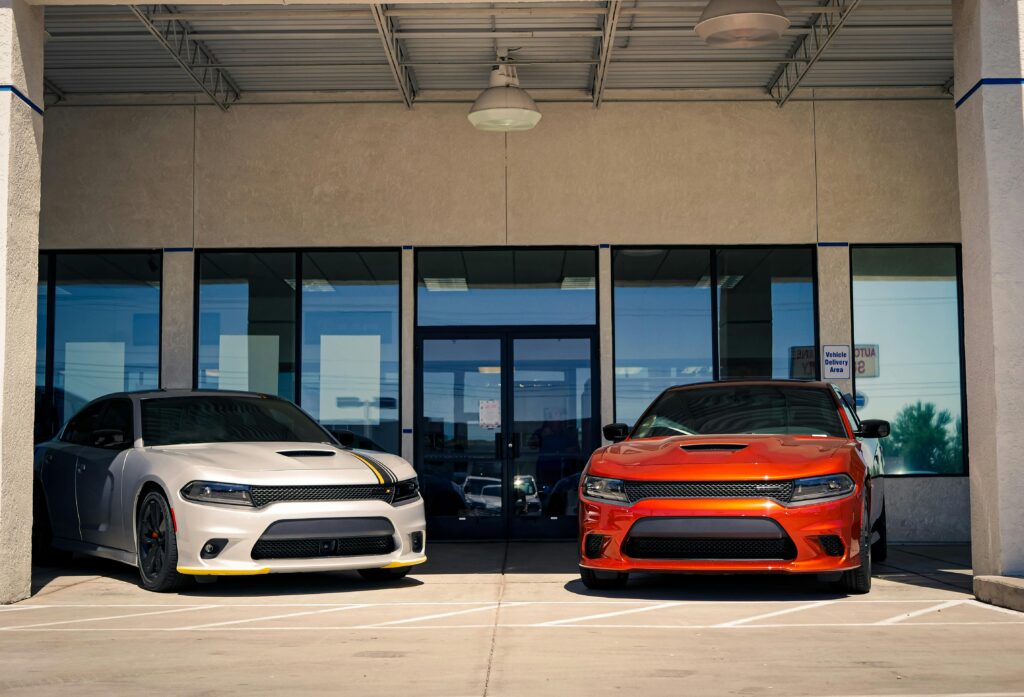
36;258;49;442
48;253;162;432
717;247;816;381
852;246;966;475
300;251;400;454
613;248;713;426
198;252;296;400
416;248;596;326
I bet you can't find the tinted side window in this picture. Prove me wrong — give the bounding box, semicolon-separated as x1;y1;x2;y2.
833;387;860;435
61;401;108;446
96;399;135;449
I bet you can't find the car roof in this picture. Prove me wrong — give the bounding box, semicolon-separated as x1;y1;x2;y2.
95;389;285;401
664;379;834;392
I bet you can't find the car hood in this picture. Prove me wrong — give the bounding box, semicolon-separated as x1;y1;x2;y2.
588;434;858;481
141;442;414;484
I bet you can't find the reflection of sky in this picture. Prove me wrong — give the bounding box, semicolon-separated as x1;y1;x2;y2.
770;281;816;377
418;287;596;326
853;278;962;428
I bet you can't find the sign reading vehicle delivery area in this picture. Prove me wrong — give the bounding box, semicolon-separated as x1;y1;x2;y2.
822;344;852;380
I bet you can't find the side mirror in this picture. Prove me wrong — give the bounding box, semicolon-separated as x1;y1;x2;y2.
856;419;890;439
602;423;630;443
335;429;356;447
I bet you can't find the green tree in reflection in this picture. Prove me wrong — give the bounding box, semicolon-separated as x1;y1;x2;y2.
887;401;963;474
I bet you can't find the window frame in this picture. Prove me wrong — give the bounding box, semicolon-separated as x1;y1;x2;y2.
848;243;969;478
192;247;404;455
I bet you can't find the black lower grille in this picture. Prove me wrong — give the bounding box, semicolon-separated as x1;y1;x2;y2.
818;535;845;557
623;537;797;560
623;481;795;505
251;535;396;560
584;534;607;559
249;485;394;508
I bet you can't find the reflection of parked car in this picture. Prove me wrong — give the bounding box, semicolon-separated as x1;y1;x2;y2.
33;390;426;592
580;381;889;593
463;475;502;513
514;475;542;516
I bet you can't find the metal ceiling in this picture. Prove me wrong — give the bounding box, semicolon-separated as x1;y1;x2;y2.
42;0;954;108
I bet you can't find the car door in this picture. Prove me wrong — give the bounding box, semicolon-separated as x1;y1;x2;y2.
38;400;108;542
75;398;135;551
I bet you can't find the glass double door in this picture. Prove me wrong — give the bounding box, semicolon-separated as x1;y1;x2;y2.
417;329;599;539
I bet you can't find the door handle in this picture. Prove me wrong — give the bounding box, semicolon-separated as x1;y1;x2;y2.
76;463;86;473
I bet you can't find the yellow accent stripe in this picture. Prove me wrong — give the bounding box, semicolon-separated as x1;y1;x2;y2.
349;452;386;484
176;567;270;576
381;557;427;569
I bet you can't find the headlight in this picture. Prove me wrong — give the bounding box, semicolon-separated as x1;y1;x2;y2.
181;481;254;507
582;475;629;504
392;477;420;505
790;474;856;505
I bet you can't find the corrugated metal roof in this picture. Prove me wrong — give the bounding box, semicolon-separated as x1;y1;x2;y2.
43;0;954;105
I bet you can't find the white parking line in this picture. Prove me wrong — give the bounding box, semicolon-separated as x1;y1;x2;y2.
0;606;45;613
967;599;1024;617
175;603;371;630
0;605;214;631
713;599;838;627
533;601;682;627
359;603;524;627
875;599;966;625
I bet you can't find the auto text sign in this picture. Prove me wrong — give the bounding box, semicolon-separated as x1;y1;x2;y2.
822;344;852;380
855;344;880;378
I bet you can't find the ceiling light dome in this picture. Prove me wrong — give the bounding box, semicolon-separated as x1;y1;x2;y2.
468;62;542;132
695;0;790;48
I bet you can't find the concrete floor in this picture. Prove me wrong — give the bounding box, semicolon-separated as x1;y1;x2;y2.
2;544;1022;697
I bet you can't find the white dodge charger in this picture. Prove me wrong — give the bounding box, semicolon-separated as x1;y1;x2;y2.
33;390;426;592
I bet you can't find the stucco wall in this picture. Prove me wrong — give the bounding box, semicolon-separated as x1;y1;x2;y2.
39;99;960;249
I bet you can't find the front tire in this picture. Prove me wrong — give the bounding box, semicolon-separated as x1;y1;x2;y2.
579;566;629;590
358;567;411;582
137;491;187;593
836;496;872;594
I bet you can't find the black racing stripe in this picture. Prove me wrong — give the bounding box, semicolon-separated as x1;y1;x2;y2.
354;450;397;484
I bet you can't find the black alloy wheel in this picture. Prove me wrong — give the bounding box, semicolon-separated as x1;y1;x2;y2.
137;491;186;593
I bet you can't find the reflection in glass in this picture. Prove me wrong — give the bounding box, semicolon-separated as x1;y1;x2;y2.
36;258;49;442
197;253;296;400
49;253;161;431
417;249;596;326
717;248;816;380
513;338;593;519
301;252;399;453
613;248;712;425
852;246;965;475
420;339;503;518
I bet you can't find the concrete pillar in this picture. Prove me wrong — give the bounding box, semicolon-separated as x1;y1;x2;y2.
816;244;853;396
401;247;414;462
160;249;194;389
598;245;614;439
953;0;1024;588
0;0;44;604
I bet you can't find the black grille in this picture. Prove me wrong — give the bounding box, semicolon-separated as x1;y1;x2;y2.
623;537;797;560
818;535;845;557
584;534;607;559
251;535;396;560
249;485;394;508
623;481;794;505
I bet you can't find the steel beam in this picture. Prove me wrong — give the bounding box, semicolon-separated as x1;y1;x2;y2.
766;0;863;107
592;0;622;107
370;4;414;109
128;5;240;111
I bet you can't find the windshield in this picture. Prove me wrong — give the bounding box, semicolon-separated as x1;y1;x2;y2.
141;395;334;446
632;385;847;439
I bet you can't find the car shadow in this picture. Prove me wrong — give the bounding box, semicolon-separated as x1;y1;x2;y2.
563;572;850;602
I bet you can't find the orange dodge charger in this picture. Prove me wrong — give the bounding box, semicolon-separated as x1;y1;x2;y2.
578;380;890;594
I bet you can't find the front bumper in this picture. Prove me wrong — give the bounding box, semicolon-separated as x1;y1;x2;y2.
579;494;864;574
171;494;426;575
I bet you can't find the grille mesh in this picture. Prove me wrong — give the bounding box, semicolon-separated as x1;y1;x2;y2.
623;537;797;561
584;534;607;559
249;485;393;508
623;481;795;504
251;535;396;560
818;535;845;557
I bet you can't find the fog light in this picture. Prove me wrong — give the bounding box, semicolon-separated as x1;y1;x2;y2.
201;538;228;559
410;531;424;553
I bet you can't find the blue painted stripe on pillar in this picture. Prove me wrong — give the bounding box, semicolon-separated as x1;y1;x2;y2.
817;242;849;247
0;85;44;116
163;247;194;253
955;78;1024;109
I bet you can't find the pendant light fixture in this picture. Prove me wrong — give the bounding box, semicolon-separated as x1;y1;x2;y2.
695;0;790;48
468;56;542;132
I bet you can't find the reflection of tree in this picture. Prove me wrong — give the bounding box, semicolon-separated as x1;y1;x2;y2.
888;401;963;474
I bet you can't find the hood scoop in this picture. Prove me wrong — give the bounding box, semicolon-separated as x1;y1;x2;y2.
679;443;748;453
278;449;336;458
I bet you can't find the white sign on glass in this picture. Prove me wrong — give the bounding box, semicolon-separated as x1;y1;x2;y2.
479;399;501;430
64;341;125;415
219;335;280;394
320;335;381;424
822;344;852;380
855;344;880;378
